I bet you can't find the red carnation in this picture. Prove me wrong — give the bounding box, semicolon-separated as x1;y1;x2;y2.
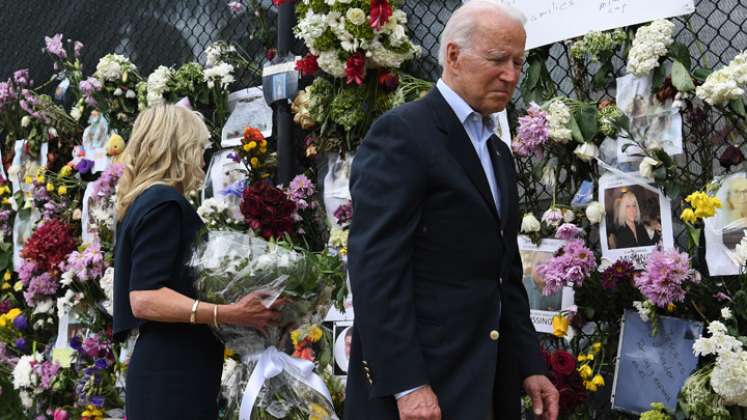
549;350;576;376
272;0;290;6
265;48;277;62
240;181;297;240
377;70;399;92
370;0;393;30
345;52;366;85
296;54;319;78
21;218;77;274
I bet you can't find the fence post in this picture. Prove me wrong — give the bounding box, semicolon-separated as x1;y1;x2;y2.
276;1;295;186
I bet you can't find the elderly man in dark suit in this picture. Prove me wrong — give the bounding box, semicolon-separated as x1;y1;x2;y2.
345;1;559;420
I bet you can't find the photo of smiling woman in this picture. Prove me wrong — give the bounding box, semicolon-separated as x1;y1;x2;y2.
606;187;662;250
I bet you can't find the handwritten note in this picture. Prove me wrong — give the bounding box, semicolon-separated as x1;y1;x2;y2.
611;310;702;414
464;0;695;50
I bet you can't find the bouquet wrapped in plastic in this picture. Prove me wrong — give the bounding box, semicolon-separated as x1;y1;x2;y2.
188;230;344;420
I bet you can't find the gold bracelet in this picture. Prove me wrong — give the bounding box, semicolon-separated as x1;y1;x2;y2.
190;299;200;324
213;304;220;329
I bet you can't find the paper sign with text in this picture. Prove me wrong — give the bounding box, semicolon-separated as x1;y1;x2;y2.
464;0;695;50
611;310;702;414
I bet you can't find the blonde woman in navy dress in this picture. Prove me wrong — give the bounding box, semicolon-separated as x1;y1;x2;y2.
113;104;283;419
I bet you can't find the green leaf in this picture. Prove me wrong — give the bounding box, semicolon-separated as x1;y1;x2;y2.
591;62;612;90
570;115;584;143
667;183;681;201
669;42;692;69
652;64;667;92
526;60;541;89
692;67;713;82
729;98;747;117
671;60;695;92
0;251;9;273
615;114;631;133
575;104;599;142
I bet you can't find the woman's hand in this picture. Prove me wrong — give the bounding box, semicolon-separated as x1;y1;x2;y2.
222;291;287;336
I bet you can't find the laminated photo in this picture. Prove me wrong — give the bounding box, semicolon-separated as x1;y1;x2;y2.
599;174;674;268
705;172;747;275
615;73;683;163
517;236;575;334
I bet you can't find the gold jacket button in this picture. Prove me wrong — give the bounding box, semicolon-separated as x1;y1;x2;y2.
489;330;500;341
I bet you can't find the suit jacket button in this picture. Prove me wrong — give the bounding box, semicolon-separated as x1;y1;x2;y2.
490;330;500;341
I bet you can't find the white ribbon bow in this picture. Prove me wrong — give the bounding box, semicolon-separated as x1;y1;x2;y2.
239;346;334;420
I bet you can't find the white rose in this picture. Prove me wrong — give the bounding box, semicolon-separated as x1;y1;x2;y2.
20;116;30;128
125;89;137;99
113;88;123;96
345;8;366;26
70;105;82;121
585;201;605;224
722;307;734;320
540;165;556;188
520;213;541;233
639;157;660;179
574;142;599;162
563;209;575;223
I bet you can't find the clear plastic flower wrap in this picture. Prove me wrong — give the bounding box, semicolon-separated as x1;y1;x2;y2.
188;229;344;419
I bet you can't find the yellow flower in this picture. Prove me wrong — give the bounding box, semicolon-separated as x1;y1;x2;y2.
36;175;45;184
585;353;594;361
242;143;252;152
3;271;11;282
6;308;21;321
578;364;593;379
81;404;104;417
552;314;569;337
684;191;721;219
309;402;329;420
308;325;324;343
58;185;68;195
1;282;9;290
13;281;23;291
0;316;6;328
291;329;301;347
259;146;268;154
577;354;588;362
680;208;697;224
584;380;599;392
592;342;602;353
23;175;33;185
0;186;8;195
591;374;605;388
339;247;348;256
260;139;267;148
667;303;676;313
248;141;257;150
1;198;8;205
250;157;260;168
46;182;54;192
59;166;73;177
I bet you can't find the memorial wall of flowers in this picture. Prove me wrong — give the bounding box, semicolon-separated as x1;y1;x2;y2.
1;1;747;419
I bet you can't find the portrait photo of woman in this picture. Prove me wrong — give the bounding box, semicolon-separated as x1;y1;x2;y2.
606;188;662;250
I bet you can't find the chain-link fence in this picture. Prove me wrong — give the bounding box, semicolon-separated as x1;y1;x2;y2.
2;0;747;245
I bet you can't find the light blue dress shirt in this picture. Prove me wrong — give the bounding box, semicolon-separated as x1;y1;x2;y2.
436;79;501;214
394;81;504;400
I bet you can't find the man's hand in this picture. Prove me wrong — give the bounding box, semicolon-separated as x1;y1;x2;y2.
396;385;442;420
523;375;559;420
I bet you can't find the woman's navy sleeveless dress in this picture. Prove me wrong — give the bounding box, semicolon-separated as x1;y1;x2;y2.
113;184;223;419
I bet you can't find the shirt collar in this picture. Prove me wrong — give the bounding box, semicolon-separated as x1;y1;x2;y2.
436;79;496;133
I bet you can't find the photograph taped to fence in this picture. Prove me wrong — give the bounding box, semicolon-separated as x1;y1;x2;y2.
705;172;747;276
599;175;674;268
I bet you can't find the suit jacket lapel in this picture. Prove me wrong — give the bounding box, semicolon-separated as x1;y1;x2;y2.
424;89;501;222
487;136;512;231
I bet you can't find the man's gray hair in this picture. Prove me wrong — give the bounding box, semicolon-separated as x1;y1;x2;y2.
438;1;527;66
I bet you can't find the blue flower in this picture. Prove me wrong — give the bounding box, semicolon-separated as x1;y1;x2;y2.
12;314;27;331
75;158;94;174
15;337;26;351
94;358;108;370
91;395;105;407
222;179;247;198
70;335;82;350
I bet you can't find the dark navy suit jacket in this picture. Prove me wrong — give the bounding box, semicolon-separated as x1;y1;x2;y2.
345;89;545;419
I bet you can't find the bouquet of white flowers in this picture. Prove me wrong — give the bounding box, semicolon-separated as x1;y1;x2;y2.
188;229;345;419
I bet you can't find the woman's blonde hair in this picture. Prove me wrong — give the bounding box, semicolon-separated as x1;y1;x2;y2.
615;191;641;227
116;104;210;222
